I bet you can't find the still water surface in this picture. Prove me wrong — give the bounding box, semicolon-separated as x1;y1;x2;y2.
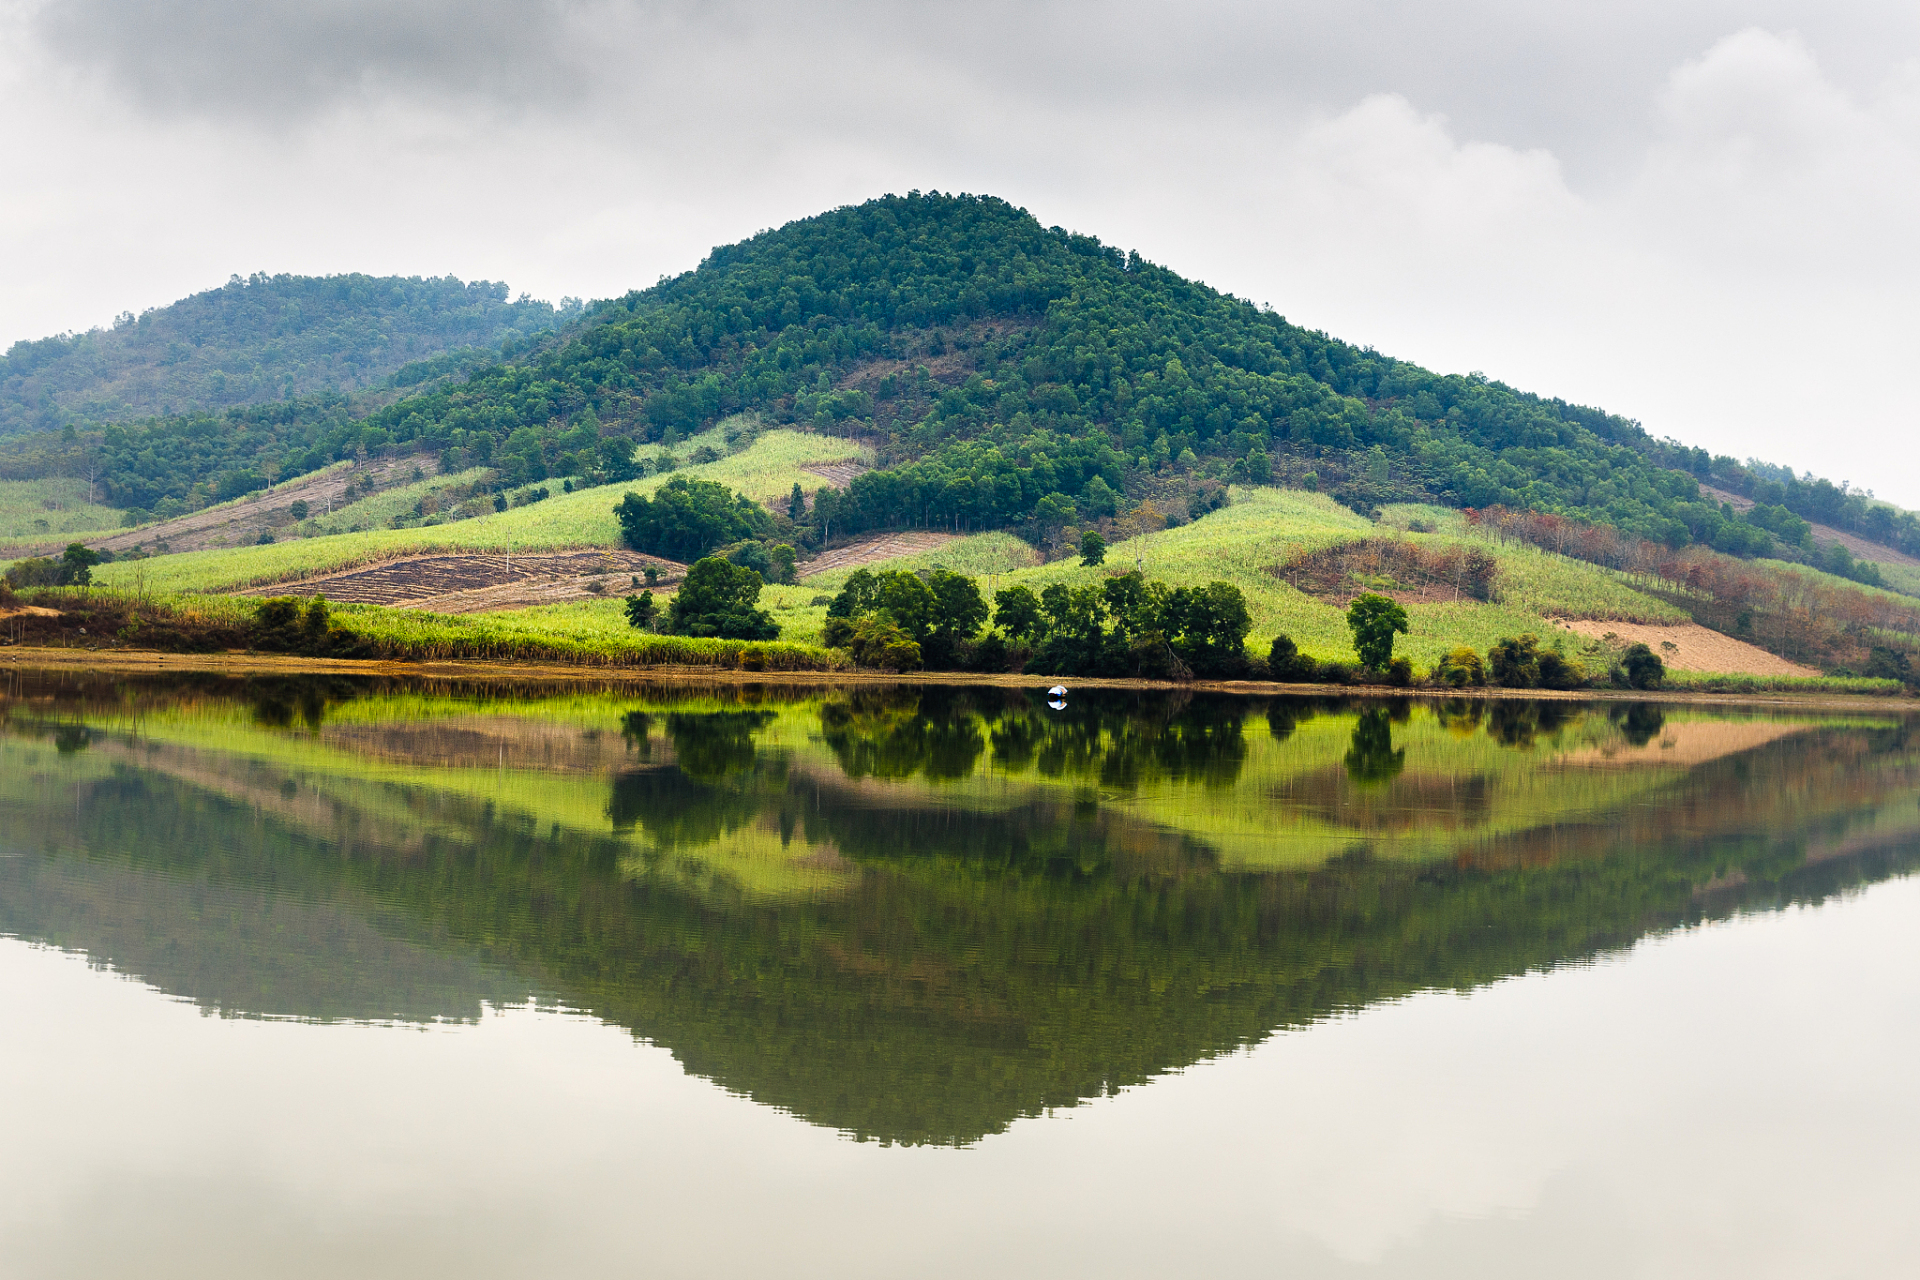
3;672;1919;1277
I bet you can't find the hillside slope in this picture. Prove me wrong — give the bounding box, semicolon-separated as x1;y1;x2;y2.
12;193;1919;579
0;273;571;436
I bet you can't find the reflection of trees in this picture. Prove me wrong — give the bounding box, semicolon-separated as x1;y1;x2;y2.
1488;699;1574;750
244;677;358;731
663;710;776;780
1343;708;1405;786
821;691;987;781
607;710;784;847
827;689;1258;791
1434;698;1484;738
1610;703;1666;747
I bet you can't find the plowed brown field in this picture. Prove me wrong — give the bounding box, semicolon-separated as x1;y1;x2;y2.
237;548;684;614
800;531;956;578
800;460;870;489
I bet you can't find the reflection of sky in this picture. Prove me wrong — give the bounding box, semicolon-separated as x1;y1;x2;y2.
6;876;1918;1278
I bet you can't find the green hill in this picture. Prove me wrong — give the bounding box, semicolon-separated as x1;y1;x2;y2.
21;192;1916;568
0;272;573;438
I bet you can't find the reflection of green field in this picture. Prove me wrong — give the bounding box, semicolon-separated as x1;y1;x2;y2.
15;684;1863;899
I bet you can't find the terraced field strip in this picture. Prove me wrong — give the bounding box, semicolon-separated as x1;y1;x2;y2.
236;549;685;614
800;531;957;578
0;453;445;562
799;459;869;489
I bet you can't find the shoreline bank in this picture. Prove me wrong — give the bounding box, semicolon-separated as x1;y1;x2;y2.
1;646;1913;713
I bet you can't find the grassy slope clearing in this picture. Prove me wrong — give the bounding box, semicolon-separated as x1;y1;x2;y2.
0;478;125;541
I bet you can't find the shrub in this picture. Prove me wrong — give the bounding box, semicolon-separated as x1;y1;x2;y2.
1489;633;1588;689
1435;646;1485;687
1865;645;1915;684
6;544;101;588
1268;634;1318;682
1618;642;1665;690
1488;634;1542;688
848;616;922;670
249;594;368;657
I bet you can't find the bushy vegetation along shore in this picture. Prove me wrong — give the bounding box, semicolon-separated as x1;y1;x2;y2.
0;585;848;673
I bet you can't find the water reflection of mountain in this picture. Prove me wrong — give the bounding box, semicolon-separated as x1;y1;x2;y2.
2;675;1918;1145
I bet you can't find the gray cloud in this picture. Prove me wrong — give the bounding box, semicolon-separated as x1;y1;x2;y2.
34;0;591;116
7;1;1920;500
35;2;1920;180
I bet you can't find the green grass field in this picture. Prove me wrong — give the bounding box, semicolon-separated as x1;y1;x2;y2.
89;428;871;595
1760;557;1920;607
1875;562;1920;598
0;478;126;542
795;488;1682;667
330;599;847;669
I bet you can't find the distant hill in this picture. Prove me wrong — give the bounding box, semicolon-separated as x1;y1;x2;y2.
5;194;1917;571
0;273;575;436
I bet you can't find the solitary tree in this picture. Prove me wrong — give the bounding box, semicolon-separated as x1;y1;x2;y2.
1620;642;1665;690
60;543;101;588
665;557;778;640
623;590;657;630
1079;530;1107;567
1346;592;1409;672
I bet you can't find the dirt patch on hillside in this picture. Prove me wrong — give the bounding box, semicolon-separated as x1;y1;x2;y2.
1;453;441;561
1550;618;1820;677
800;531;958;579
1701;484;1919;568
236;549;684;614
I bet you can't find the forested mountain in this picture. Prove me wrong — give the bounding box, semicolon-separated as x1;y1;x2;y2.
9;193;1917;563
0;273;574;437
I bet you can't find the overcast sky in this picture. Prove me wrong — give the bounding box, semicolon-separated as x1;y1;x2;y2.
4;1;1917;501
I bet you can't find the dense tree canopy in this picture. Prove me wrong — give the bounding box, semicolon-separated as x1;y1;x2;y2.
0;273;569;439
613;476;771;563
664;557;779;640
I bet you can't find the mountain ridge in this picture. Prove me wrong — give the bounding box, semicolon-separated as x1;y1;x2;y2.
5;193;1917;575
0;271;576;437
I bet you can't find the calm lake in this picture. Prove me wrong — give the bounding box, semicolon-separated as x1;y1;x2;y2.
3;671;1919;1278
